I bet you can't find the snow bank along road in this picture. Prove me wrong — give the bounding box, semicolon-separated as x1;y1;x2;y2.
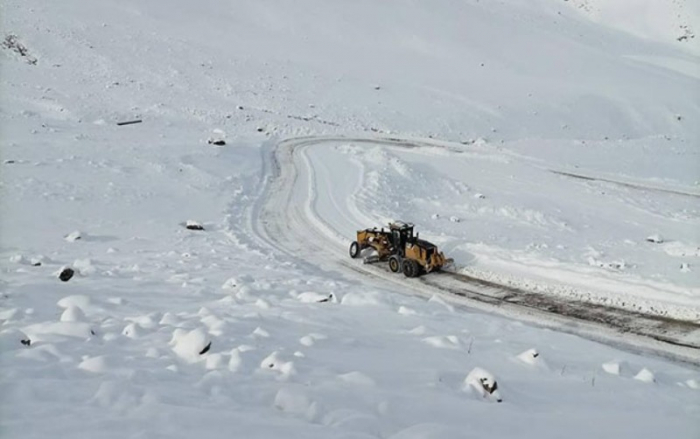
256;136;700;364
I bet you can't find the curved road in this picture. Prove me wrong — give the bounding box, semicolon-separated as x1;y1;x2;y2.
253;136;700;365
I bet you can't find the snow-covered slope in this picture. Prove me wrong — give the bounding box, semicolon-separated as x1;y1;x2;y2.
566;0;700;50
1;0;699;438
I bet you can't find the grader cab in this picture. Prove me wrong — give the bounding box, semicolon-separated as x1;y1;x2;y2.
349;221;451;277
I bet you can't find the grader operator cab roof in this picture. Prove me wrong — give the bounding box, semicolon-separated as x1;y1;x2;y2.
388;221;414;231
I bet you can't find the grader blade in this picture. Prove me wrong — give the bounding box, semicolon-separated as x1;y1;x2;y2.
363;255;380;264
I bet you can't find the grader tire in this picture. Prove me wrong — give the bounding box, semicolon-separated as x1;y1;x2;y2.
349;241;361;259
388;255;401;273
402;259;419;278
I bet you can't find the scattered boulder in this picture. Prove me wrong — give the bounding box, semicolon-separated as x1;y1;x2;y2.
297;292;335;303
463;367;502;402
65;230;82;242
646;234;664;244
199;341;212;355
2;34;37;65
680;263;691;273
29;255;48;266
185;220;204;231
516;348;543;367
207;129;226;146
0;328;32;351
59;268;75;282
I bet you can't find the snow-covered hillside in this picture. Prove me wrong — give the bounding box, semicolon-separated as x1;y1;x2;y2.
1;0;699;438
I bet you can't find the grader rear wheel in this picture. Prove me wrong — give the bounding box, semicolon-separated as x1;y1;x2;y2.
402;259;419;278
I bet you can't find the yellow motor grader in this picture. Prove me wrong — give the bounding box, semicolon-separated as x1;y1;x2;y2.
349;221;451;277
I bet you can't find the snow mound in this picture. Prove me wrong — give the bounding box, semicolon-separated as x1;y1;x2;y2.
200;315;226;335
388;423;465;439
228;349;243;372
408;325;427;335
64;230;82;242
205;353;225;370
252;327;270;338
516;348;546;368
60;305;87;323
423;335;461;349
296;291;334;303
24;321;93;339
73;258;96;275
260;351;296;378
634;368;656;383
91;380;139;409
171;328;211;361
9;254;27;264
122;322;144;339
126;314;159;329
159;312;180;326
427;295;454;312
323;409;380;436
398;306;417;315
646;234;664;244
463;367;503;403
0;308;19;321
57;295;91;310
221;274;253;290
340;291;385;306
274;386;319;421
602;361;623;376
0;328;31;352
338;371;376;387
78;355;110;373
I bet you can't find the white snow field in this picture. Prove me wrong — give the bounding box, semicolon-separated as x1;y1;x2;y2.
2;0;700;438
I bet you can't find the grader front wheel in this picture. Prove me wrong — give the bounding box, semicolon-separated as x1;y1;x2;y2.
389;255;401;273
349;241;361;258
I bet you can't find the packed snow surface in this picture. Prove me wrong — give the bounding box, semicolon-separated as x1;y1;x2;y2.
2;0;700;438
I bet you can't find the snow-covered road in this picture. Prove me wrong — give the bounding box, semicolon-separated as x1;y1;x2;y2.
256;136;700;363
3;0;700;436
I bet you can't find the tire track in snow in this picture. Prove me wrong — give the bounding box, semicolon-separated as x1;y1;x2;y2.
255;135;700;365
550;170;700;198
